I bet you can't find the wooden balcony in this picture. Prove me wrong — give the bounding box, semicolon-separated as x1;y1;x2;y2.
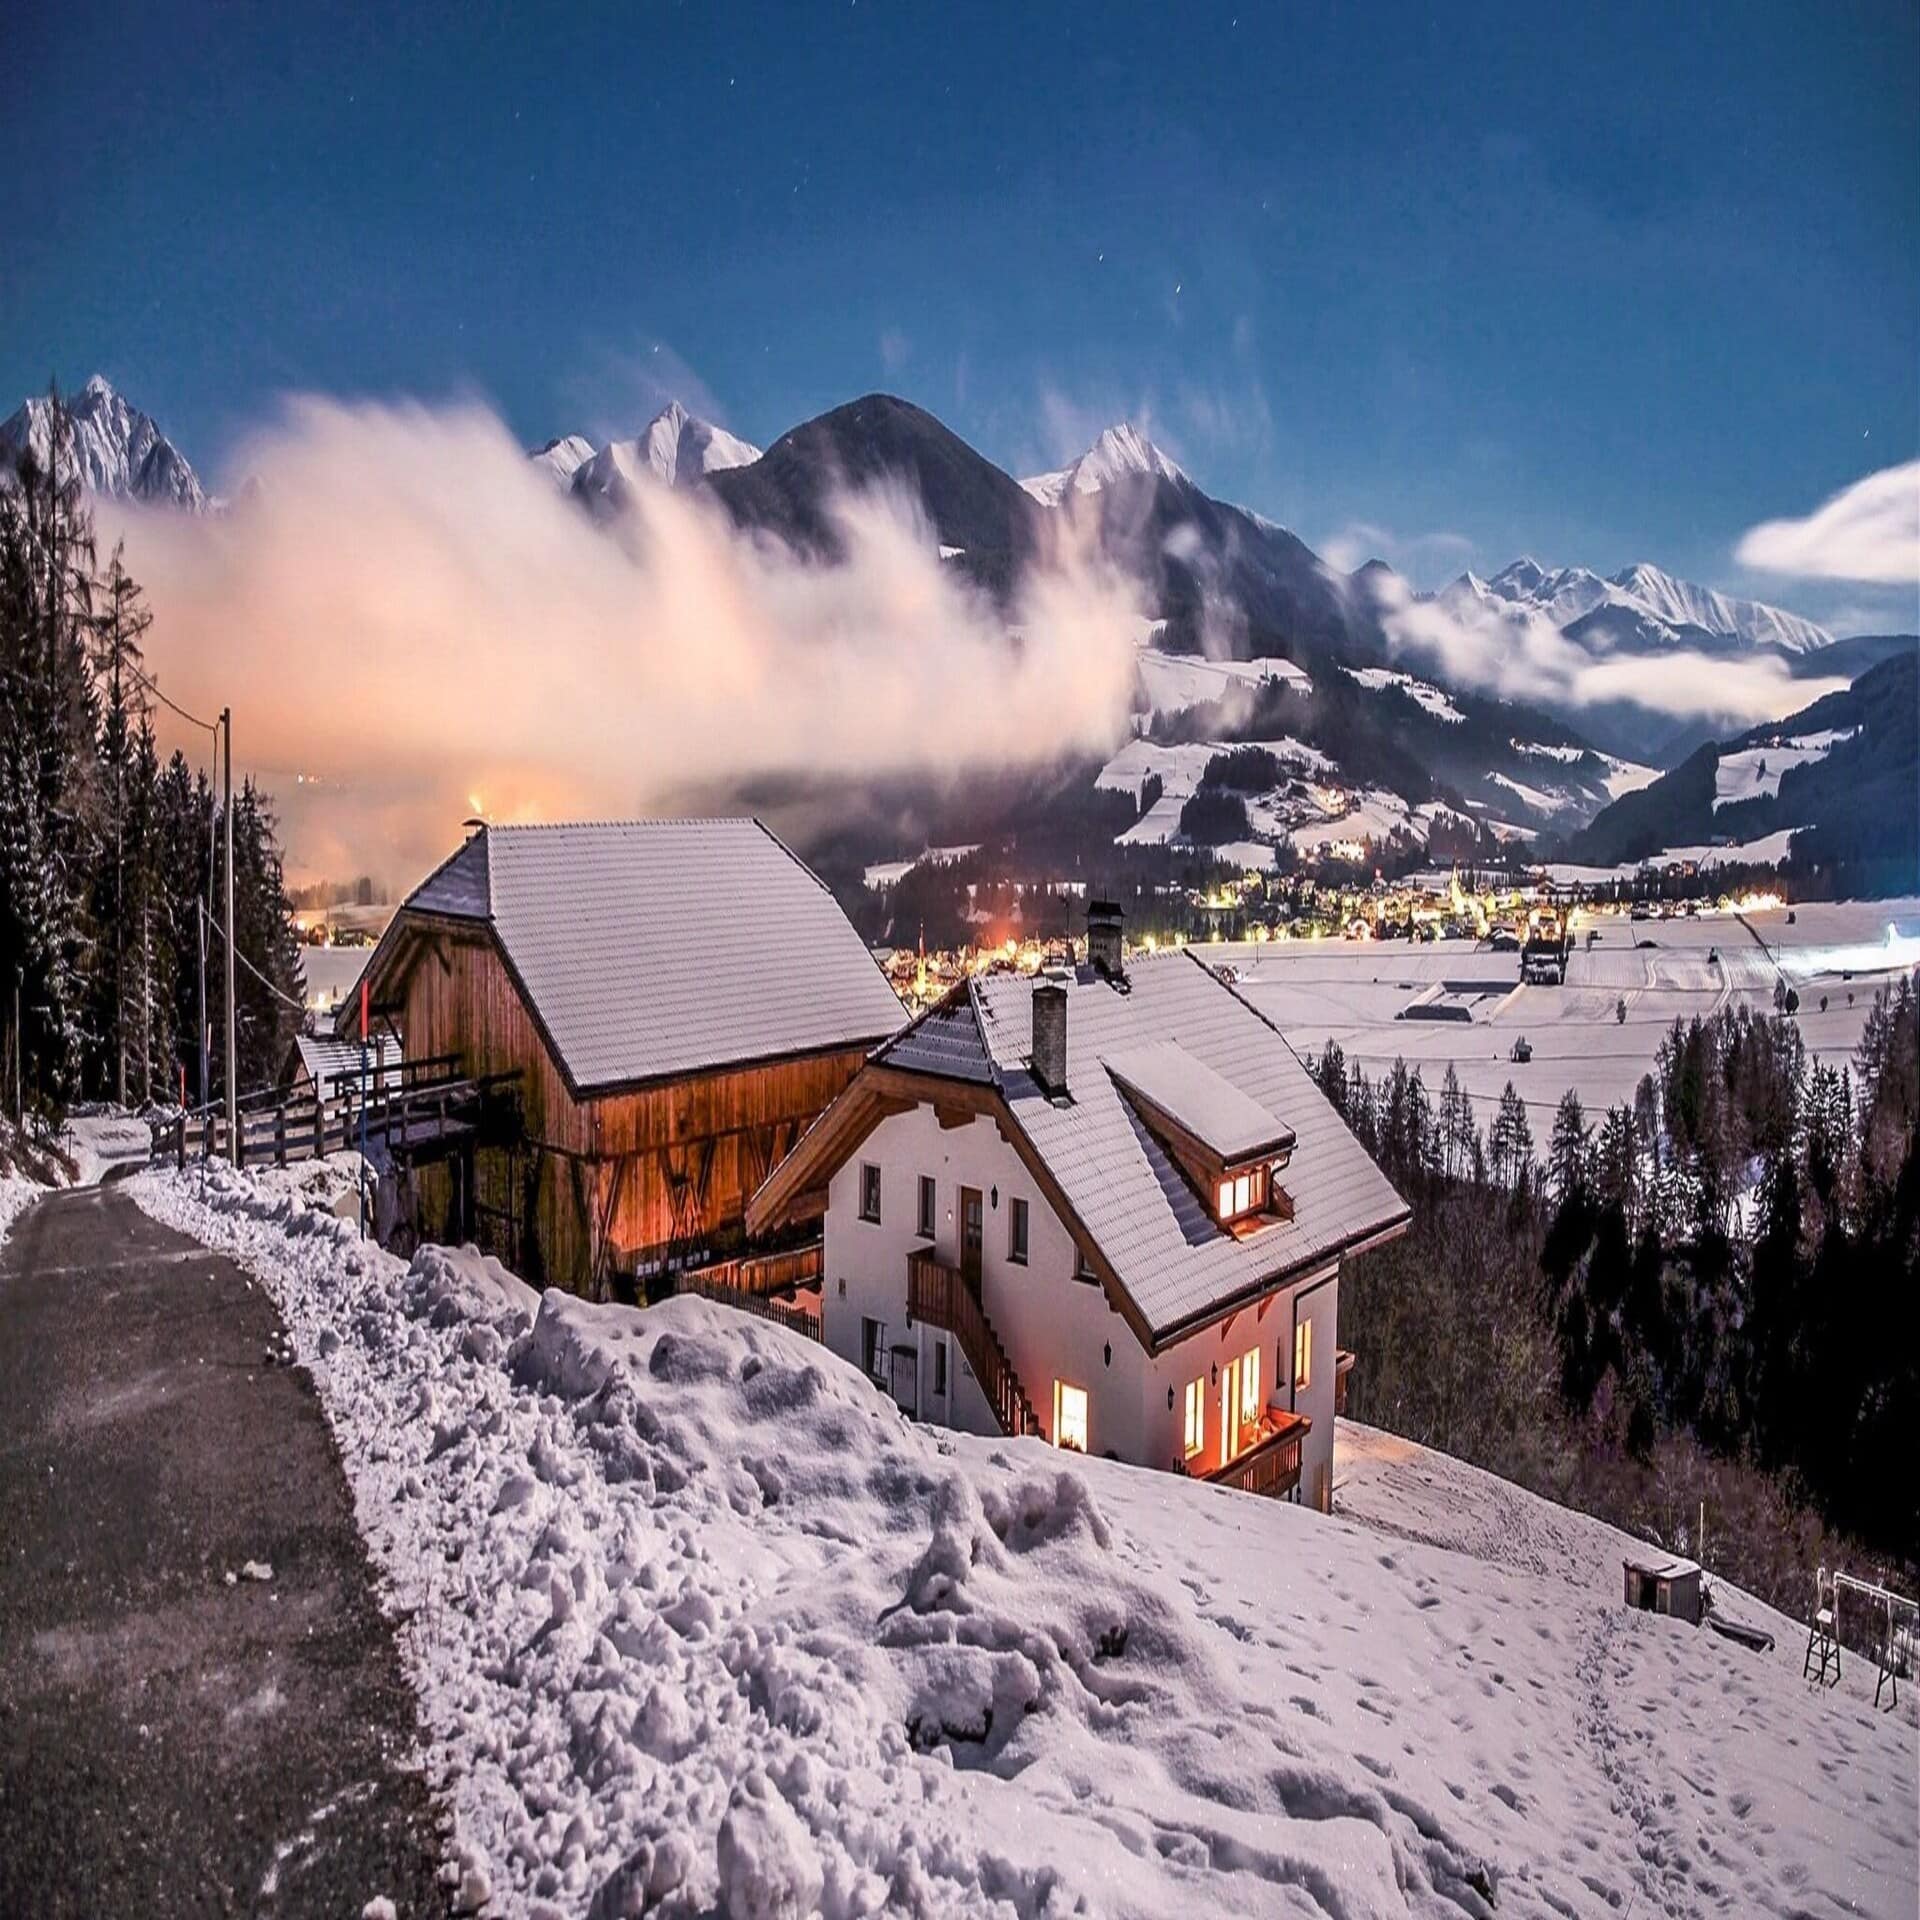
1197;1408;1310;1500
906;1248;1040;1439
685;1239;824;1299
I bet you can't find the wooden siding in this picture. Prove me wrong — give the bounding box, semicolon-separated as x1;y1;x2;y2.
388;917;873;1295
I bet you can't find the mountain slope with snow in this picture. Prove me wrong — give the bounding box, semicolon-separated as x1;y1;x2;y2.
0;375;208;510
129;1161;1916;1920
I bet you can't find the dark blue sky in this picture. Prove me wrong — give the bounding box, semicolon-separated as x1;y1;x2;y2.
6;0;1916;621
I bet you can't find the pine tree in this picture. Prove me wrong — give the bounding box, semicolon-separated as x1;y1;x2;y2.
1489;1081;1533;1189
0;386;100;1120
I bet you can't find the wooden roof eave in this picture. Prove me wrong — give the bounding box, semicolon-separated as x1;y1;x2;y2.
747;1058;1159;1355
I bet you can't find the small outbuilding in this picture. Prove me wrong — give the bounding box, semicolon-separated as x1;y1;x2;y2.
1623;1552;1703;1626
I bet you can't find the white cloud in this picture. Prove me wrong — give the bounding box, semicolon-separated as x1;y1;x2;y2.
1735;460;1920;586
1358;568;1845;729
104;396;1142;885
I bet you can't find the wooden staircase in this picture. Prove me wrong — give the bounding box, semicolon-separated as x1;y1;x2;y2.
906;1249;1041;1439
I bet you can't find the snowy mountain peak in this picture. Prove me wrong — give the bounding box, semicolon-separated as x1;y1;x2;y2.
0;375;209;512
1021;421;1190;506
1477;553;1831;654
529;433;596;490
561;403;763;513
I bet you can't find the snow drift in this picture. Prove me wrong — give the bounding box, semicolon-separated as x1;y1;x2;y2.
129;1161;1916;1919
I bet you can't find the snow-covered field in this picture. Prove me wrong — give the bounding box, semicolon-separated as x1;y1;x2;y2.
1216;898;1920;1116
1134;642;1310;725
1713;731;1853;811
1342;666;1465;725
126;1160;1916;1919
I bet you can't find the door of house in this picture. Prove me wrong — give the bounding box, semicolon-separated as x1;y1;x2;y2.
959;1187;984;1295
889;1344;918;1418
1220;1355;1245;1467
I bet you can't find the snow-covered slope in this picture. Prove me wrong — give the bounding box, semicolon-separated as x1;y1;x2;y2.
128;1160;1915;1920
1022;421;1190;506
0;375;208;510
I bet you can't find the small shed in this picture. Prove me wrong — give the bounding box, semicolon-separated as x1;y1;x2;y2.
1623;1552;1702;1626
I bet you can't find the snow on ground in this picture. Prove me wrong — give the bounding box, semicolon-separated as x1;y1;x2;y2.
1133;645;1310;726
0;1174;40;1247
1486;772;1561;817
1215;898;1920;1116
1097;736;1334;851
55;1110;153;1186
1714;733;1853;811
1508;746;1658;803
126;1159;1916;1918
1342;667;1465;724
1289;788;1415;857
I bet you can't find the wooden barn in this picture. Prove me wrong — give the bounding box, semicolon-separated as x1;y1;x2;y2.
337;819;905;1295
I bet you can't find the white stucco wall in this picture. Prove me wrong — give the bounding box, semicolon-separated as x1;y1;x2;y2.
821;1099;1340;1500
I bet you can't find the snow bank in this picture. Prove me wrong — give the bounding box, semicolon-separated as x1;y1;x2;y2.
128;1163;1915;1920
0;1175;40;1248
58;1110;153;1186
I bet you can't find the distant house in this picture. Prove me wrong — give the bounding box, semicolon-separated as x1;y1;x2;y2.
339;820;905;1294
750;908;1409;1506
285;1031;404;1099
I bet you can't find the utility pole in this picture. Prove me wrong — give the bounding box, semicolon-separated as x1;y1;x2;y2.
223;707;238;1167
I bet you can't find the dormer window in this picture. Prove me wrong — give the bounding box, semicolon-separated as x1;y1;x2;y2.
1215;1165;1271;1223
1107;1041;1297;1232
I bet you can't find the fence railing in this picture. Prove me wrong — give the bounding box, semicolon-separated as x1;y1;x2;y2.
676;1271;822;1343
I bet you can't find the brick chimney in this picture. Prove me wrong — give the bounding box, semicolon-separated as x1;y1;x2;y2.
1086;898;1125;979
1031;975;1068;1097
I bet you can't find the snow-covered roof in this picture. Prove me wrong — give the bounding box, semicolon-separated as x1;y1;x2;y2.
870;950;1406;1343
294;1032;403;1094
392;821;905;1093
1105;1040;1294;1165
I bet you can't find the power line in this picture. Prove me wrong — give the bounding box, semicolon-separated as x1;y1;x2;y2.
199;899;307;1015
125;657;220;736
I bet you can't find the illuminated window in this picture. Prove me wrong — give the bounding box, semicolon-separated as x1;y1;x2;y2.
859;1163;882;1223
1294;1319;1313;1391
1217;1165;1271;1223
1053;1380;1089;1453
1240;1347;1262;1424
1183;1378;1205;1457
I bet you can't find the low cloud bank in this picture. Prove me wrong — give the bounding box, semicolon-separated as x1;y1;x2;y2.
104;397;1142;884
1736;460;1920;587
1361;570;1844;733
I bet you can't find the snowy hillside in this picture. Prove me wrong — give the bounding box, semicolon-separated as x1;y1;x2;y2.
0;374;208;510
126;1161;1914;1920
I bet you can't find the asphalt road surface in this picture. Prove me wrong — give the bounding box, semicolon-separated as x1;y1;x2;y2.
0;1185;445;1917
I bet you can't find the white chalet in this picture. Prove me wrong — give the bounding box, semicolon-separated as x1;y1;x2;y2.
751;919;1408;1506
